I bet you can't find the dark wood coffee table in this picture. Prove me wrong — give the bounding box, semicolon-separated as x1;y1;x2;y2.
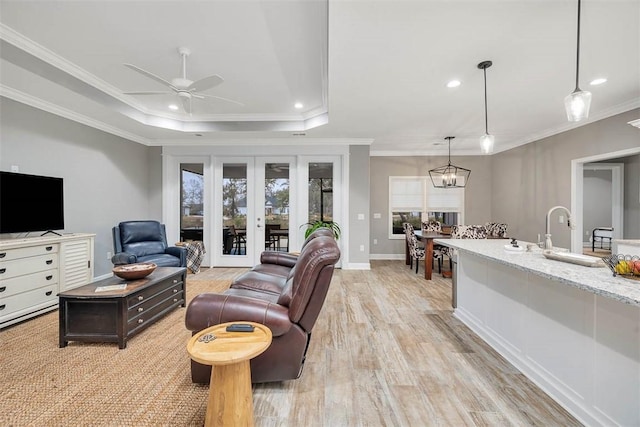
58;267;187;349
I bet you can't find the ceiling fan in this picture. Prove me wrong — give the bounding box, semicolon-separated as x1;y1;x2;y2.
123;47;243;115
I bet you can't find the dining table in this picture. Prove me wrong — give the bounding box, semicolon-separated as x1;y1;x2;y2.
408;230;452;280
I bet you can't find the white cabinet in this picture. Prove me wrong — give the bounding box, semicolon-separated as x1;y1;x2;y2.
0;233;94;328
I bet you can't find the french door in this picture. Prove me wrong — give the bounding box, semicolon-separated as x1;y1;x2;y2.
213;156;296;267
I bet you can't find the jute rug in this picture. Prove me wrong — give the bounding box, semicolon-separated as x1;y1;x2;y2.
0;275;231;426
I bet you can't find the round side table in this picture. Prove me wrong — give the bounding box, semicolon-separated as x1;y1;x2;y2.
187;321;272;427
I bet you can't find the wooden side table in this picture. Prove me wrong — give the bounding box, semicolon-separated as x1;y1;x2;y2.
187;322;272;427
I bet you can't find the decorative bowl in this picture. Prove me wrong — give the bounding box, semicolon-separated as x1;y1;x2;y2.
602;254;640;280
112;262;157;280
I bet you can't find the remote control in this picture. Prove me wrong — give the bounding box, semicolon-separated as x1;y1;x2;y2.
226;323;255;332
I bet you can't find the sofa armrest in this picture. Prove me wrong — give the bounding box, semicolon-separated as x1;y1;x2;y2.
185;293;292;337
260;251;298;268
165;246;187;267
111;252;137;265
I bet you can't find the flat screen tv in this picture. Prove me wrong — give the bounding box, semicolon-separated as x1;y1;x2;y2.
0;171;64;234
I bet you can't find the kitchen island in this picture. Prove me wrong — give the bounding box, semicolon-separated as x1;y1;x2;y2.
436;238;639;427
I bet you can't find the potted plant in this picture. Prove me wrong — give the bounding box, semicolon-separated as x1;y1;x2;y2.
301;220;341;239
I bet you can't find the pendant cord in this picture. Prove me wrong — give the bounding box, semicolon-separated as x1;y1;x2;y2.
483;67;489;134
575;0;582;91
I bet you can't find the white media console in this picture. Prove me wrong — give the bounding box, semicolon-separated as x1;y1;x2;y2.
0;233;95;328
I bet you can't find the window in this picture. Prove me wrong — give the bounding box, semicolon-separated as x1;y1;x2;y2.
389;176;464;238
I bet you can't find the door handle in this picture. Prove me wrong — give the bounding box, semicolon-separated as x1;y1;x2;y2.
256;224;262;228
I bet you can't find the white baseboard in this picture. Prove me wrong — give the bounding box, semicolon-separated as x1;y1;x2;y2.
342;262;371;270
369;253;404;260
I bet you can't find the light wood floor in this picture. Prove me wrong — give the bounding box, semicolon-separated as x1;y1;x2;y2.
238;260;582;426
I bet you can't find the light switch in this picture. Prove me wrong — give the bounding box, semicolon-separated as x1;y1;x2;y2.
559;215;564;223
373;213;381;219
357;214;365;220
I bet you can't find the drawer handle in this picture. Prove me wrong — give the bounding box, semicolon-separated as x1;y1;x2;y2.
0;304;5;311
46;291;53;296
0;252;5;258
0;268;5;274
138;307;144;312
46;246;53;251
46;275;53;280
173;298;178;303
46;260;53;265
173;289;178;293
173;279;178;284
137;296;144;301
138;318;144;324
0;286;5;293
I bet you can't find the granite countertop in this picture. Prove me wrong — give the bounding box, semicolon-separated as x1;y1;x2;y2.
435;238;640;307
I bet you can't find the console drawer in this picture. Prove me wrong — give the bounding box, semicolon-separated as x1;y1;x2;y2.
0;269;58;298
0;283;58;317
127;276;183;308
128;290;184;332
0;244;58;262
0;254;59;280
127;282;184;321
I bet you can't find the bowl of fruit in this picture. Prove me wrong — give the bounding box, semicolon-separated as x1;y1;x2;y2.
602;254;640;280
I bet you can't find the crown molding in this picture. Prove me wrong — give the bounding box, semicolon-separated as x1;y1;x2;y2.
0;85;151;145
151;137;373;147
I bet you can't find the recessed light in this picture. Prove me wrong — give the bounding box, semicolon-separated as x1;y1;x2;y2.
168;104;179;111
194;134;203;137
446;80;461;88
590;78;607;86
294;102;304;109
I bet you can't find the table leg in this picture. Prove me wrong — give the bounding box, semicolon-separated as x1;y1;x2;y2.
424;238;433;280
206;360;254;427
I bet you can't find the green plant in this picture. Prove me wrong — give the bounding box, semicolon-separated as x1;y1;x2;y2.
301;220;341;239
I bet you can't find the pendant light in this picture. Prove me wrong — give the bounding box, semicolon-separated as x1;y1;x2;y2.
478;60;494;154
565;0;591;121
428;137;471;188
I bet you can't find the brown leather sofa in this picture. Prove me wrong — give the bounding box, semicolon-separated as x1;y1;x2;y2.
185;229;340;383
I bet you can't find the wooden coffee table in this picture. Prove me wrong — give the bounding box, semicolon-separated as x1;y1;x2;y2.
58;267;187;349
187;322;272;427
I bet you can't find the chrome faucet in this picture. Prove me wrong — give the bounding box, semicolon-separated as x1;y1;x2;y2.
545;205;574;250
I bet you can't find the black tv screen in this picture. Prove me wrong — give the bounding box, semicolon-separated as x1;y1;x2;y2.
0;171;64;234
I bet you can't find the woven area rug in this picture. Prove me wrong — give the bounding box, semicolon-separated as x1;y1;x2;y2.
1;276;230;426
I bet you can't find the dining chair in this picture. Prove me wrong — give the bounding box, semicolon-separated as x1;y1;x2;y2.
405;222;442;274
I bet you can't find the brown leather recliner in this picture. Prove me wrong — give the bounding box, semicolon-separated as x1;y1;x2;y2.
184;233;340;383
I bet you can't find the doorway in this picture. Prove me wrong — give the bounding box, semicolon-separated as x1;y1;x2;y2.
213;156;297;267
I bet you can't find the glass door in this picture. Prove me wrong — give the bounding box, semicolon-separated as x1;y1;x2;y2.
214;157;254;267
255;158;296;257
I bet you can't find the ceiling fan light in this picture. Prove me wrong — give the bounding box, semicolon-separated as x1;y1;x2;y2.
564;89;592;122
480;133;495;154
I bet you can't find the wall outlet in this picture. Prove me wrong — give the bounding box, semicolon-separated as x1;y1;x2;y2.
373;238;378;245
359;245;364;251
373;213;381;219
10;165;19;172
106;251;112;260
357;213;365;220
559;215;564;223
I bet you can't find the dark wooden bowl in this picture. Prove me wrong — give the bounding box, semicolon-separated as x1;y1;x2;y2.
112;262;157;280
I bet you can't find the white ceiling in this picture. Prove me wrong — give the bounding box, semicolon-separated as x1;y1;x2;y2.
1;0;638;156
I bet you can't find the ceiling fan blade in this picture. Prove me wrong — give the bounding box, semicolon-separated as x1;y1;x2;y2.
181;96;192;115
123;91;173;96
124;63;176;91
188;75;224;92
195;92;245;107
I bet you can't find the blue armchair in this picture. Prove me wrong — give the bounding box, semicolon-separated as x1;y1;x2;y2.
111;220;186;267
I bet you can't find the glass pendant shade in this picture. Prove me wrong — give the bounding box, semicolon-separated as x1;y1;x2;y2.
479;133;495;154
564;89;592;122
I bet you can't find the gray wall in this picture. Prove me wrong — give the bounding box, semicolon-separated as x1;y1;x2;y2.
0;98;162;277
348;145;371;265
369;155;493;256
583;169;612;243
491;109;640;249
621;154;640;239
